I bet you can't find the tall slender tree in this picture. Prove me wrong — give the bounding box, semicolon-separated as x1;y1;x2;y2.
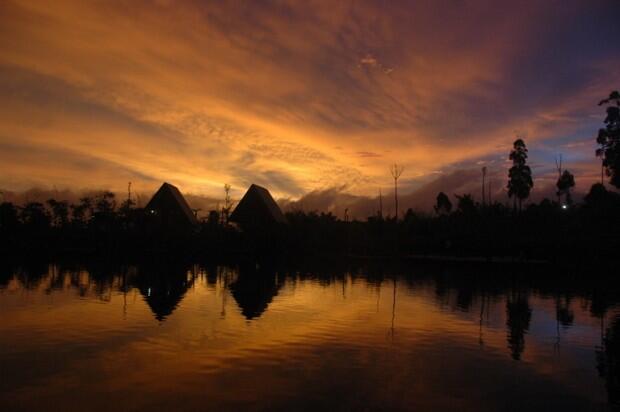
221;184;234;224
390;164;404;220
507;138;533;211
596;91;620;188
481;166;487;205
119;182;135;216
556;169;575;206
555;154;563;204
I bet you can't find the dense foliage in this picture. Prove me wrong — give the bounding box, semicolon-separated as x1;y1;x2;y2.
597;91;620;188
507;139;533;210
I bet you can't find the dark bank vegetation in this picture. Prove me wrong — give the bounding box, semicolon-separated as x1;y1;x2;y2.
0;181;619;263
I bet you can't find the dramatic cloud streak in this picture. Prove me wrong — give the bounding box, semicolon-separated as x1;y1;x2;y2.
0;0;618;210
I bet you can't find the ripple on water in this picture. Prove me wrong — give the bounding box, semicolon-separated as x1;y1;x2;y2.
0;267;616;411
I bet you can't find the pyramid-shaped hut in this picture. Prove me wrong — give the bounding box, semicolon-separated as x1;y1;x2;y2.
229;184;287;232
145;182;198;228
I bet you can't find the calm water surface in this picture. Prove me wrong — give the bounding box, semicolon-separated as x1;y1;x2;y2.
0;261;618;411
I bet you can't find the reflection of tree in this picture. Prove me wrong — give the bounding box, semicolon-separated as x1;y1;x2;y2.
81;262;119;298
555;296;574;328
135;263;194;322
0;261;13;288
15;261;49;289
456;285;474;312
45;264;65;293
554;295;574;353
479;292;489;348
506;290;532;360
229;265;282;320
204;264;218;287
434;274;476;312
597;315;620;408
390;277;397;341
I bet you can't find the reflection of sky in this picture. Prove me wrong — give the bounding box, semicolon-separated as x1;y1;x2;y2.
0;267;615;411
0;1;619;205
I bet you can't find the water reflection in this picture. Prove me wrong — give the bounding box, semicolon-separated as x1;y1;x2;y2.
135;263;196;321
506;290;532;360
229;264;283;320
0;261;618;411
597;314;620;407
0;261;11;289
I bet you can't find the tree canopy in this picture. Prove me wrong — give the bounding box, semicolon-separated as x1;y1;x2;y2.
556;170;576;205
507;138;534;210
434;192;452;215
597;91;620;188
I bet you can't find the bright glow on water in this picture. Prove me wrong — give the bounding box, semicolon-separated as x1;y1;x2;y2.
0;262;618;411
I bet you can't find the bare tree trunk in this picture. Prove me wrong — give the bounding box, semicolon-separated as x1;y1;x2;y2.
488;180;492;204
481;167;486;206
556;155;563;204
394;177;398;220
390;164;404;221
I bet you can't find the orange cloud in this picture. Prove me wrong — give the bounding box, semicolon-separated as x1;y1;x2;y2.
0;0;617;205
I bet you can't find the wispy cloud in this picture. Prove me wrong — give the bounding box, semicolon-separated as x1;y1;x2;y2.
0;0;617;208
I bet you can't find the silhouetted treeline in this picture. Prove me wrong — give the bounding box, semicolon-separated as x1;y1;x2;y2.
284;182;620;262
1;183;619;262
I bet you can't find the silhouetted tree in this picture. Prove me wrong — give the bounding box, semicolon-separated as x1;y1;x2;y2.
94;191;116;214
47;199;69;227
507;138;533;211
118;182;135;218
585;183;610;207
434;192;452;215
455;194;476;215
583;183;620;221
596;91;620;188
118;198;135;217
0;202;19;231
402;208;418;224
20;202;50;229
481;166;487;205
556;170;575;206
390;164;404;220
91;192;116;230
221;184;234;224
554;154;563;204
207;210;220;226
71;197;93;224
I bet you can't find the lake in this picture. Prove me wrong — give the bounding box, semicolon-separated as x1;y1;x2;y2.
0;260;618;411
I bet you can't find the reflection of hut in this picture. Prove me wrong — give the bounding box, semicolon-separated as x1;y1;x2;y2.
145;182;198;228
229;184;287;232
135;265;194;321
229;266;282;320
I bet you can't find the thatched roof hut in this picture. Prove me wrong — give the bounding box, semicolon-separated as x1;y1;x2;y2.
145;182;198;227
229;184;287;230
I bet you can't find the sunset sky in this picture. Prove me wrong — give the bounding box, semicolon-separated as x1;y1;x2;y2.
0;0;619;213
